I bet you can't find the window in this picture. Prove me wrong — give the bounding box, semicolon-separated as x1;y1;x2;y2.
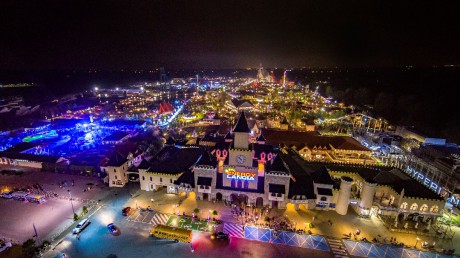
244;180;249;189
115;175;118;180
160;178;163;182
400;202;408;209
320;196;327;202
142;176;145;181
114;169;116;172
430;205;439;213
420;204;428;212
150;177;152;181
231;179;235;188
410;203;418;211
170;179;173;183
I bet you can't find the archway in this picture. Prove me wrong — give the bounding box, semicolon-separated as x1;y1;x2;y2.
216;192;223;201
256;197;264;208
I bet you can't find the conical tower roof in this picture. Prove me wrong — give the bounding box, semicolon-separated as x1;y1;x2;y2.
233;112;250;133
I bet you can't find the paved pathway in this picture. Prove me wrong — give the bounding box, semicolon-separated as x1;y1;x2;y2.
223;223;244;238
151;213;170;227
327;238;349;258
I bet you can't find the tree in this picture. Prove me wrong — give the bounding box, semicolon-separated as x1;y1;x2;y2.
22;239;35;248
212;210;218;218
194;208;200;214
264;216;270;223
73;213;79;221
82;206;88;214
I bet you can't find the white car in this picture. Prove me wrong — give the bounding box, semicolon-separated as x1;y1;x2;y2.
72;218;90;234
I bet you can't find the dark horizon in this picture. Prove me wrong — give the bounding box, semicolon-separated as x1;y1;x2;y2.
1;1;460;70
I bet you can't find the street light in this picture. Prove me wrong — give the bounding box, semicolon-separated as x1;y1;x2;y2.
415;237;421;248
68;190;75;214
135;200;138;209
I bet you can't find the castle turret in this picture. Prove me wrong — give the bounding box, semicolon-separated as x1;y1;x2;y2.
359;180;377;211
233;112;250;149
336;176;353;215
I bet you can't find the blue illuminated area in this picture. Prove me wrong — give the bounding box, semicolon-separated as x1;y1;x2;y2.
0;117;152;167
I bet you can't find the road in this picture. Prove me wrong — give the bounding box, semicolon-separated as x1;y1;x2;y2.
45;185;334;258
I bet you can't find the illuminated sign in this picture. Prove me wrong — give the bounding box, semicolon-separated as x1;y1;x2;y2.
225;168;256;181
406;166;441;194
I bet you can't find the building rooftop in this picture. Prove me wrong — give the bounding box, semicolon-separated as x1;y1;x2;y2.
147;146;204;175
262;129;369;152
0;151;65;164
106;152;128;167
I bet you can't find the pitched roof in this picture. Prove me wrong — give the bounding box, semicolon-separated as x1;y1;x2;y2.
196;151;217;167
137;158;151;170
262;129;368;151
256;134;266;141
0;151;63;163
174;170;195;188
225;132;233;140
233;112;250;133
106;152;128;167
313;166;334;185
147;146;204;175
266;154;289;173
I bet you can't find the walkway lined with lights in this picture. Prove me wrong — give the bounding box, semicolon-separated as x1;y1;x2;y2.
222;223;331;252
343;240;454;258
244;225;330;251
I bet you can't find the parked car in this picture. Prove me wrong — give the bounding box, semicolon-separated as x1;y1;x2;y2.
107;223;117;234
54;253;67;258
73;218;90;234
211;231;229;240
122;207;131;216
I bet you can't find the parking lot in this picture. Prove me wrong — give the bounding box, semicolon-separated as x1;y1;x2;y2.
126;209;155;224
0;166;104;244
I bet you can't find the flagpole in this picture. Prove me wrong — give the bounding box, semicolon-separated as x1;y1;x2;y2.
33;223;39;245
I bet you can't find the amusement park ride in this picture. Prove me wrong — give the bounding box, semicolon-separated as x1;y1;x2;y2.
317;113;388;135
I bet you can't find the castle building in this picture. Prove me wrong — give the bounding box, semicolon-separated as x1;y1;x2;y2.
174;112;447;223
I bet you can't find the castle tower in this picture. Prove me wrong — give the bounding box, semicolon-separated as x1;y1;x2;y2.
336;176;353;215
233;112;250;149
359;180;377;211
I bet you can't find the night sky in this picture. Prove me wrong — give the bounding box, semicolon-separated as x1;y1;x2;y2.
1;0;459;70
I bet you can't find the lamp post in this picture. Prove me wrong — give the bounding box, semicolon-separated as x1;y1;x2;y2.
135;200;138;209
415;237;420;248
68;190;75;214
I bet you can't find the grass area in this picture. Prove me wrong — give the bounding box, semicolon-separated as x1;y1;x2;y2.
166;215;214;232
0;245;33;258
